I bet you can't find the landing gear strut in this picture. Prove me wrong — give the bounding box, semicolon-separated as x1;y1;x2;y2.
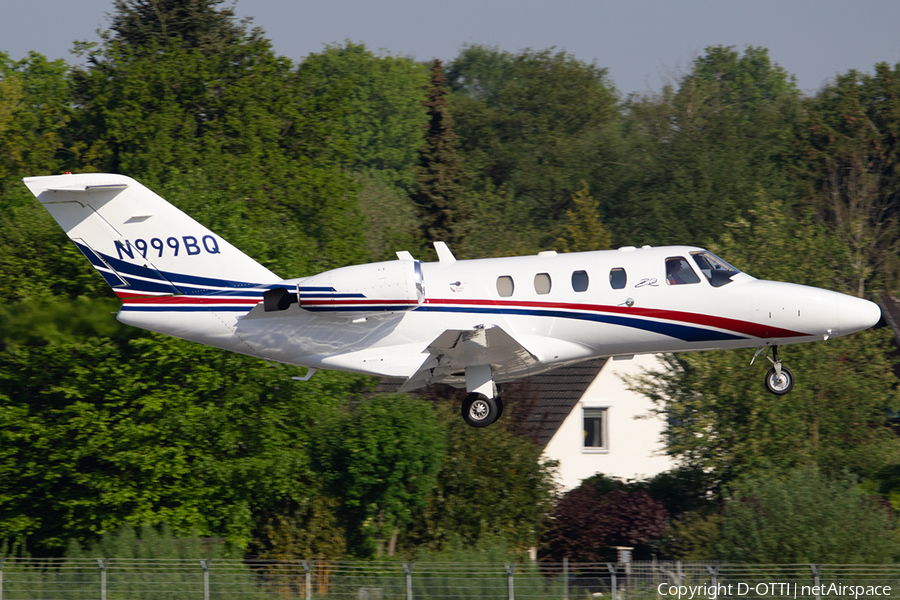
461;393;502;428
757;345;794;395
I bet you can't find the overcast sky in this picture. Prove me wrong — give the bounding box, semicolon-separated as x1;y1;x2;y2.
3;0;899;96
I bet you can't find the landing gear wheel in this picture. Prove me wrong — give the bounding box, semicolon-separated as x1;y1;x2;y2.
495;396;504;419
765;365;794;395
461;393;500;428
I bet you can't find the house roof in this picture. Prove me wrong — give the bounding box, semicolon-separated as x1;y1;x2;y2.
375;358;608;446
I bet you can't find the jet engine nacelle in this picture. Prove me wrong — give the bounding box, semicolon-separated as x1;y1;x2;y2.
263;259;424;314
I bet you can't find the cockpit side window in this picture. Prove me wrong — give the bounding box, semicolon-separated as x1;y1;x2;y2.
691;251;741;287
665;257;700;285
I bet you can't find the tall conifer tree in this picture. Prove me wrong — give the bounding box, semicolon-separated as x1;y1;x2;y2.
411;59;469;249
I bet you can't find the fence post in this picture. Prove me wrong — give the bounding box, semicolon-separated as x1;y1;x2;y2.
200;559;210;600
607;564;617;600
563;558;568;600
97;558;107;600
302;560;312;600
403;562;414;600
653;555;660;600
0;557;5;600
706;565;717;588
811;565;820;600
505;564;515;600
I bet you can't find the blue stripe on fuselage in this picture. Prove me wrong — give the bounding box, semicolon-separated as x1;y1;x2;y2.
416;305;746;343
119;301;746;343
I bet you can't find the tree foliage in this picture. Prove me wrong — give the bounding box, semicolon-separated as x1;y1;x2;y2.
719;467;899;563
798;62;900;295
543;475;668;562
448;46;620;229
312;394;447;558
616;46;802;245
106;0;251;56
402;400;557;554
555;182;612;252
410;60;470;250
0;328;368;552
299;42;429;187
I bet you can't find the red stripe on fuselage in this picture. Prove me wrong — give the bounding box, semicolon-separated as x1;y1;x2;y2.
423;297;808;339
300;299;419;306
118;293;260;305
112;291;808;339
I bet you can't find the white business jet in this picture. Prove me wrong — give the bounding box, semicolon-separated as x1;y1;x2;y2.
24;174;882;427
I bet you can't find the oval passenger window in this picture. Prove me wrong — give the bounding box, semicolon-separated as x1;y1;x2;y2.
534;273;551;295
609;268;627;289
497;276;515;297
572;270;589;292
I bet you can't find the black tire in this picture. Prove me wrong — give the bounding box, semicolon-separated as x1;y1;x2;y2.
461;393;500;428
495;396;504;419
765;365;794;395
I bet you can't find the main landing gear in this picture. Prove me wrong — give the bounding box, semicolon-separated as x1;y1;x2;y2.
753;345;795;395
460;363;504;427
461;392;504;427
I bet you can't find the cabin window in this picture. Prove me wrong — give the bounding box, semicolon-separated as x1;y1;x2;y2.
534;273;551;295
609;268;627;290
691;251;741;287
497;276;515;297
583;407;608;450
665;257;701;285
572;270;589;292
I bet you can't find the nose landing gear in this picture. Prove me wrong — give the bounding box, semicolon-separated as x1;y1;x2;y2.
753;345;795;395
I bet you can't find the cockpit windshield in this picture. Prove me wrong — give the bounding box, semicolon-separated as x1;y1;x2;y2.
690;251;742;287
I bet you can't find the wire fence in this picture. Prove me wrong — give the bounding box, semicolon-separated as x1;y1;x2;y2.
2;559;900;600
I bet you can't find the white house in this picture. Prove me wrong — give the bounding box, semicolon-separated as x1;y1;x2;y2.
536;355;675;490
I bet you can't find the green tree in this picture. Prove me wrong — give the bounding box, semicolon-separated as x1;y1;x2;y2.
661;512;721;560
448;45;620;232
719;467;899;563
299;42;429;187
616;46;802;245
70;1;366;271
556;182;612;252
410;60;470;250
402;402;557;554
298;42;429;259
799;61;900;295
106;0;250;56
0;52;70;189
0;327;368;553
313;394;447;558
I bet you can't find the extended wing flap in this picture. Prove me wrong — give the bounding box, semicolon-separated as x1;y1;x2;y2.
399;325;539;392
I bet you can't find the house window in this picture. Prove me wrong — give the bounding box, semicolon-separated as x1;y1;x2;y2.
572;270;589;292
583;407;608;450
497;276;515;297
534;273;551;294
609;268;627;289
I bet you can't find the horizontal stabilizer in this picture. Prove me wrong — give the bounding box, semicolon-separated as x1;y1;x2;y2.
45;183;129;193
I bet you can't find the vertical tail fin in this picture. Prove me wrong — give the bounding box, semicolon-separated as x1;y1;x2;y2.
23;173;281;296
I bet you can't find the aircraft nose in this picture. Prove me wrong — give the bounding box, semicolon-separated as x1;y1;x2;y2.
837;294;881;335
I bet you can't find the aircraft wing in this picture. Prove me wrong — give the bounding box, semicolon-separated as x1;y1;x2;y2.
399;325;540;392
